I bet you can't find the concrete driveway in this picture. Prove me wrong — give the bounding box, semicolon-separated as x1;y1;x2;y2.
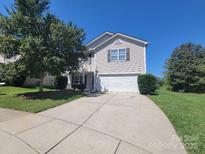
0;108;31;123
0;93;186;154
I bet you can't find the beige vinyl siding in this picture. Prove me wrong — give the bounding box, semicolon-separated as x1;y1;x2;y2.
95;36;146;74
23;75;55;87
0;55;21;64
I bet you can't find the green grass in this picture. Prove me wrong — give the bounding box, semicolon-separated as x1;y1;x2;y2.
149;87;205;154
0;86;84;113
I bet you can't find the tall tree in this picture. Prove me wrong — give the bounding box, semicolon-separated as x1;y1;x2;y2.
165;43;205;93
0;0;85;91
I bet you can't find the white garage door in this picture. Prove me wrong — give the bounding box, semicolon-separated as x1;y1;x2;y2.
97;74;139;92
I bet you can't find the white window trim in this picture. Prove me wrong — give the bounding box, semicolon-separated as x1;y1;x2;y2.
110;48;126;62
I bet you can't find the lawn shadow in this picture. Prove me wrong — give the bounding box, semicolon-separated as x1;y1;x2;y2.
17;90;83;100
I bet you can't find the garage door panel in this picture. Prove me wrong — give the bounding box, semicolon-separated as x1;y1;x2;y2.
98;75;139;92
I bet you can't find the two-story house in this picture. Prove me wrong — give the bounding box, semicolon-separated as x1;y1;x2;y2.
1;32;148;92
70;32;148;92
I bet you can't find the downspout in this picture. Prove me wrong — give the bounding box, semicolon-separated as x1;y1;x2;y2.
82;68;85;84
144;45;147;74
81;59;85;88
93;50;96;91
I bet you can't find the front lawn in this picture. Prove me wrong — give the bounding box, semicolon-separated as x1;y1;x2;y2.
149;87;205;154
0;86;84;113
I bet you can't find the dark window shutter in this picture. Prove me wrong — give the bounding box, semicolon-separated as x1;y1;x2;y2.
126;48;130;61
108;50;111;62
72;75;75;84
84;75;87;85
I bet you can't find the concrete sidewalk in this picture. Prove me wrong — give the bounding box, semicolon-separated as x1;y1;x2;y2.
0;108;31;122
0;93;186;154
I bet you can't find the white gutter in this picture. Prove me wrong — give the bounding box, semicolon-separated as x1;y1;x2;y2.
98;72;142;75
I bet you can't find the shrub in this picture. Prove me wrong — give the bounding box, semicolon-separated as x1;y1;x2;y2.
0;64;5;82
138;74;158;94
55;76;68;90
2;63;27;86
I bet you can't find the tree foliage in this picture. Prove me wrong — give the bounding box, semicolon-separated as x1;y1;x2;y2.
0;0;85;91
165;43;205;93
1;62;27;86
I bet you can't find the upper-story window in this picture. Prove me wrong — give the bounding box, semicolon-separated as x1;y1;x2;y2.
109;48;127;62
111;50;118;61
119;49;126;61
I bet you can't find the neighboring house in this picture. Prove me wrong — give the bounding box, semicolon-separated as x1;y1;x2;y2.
0;54;19;64
0;54;55;87
0;55;4;64
70;32;148;92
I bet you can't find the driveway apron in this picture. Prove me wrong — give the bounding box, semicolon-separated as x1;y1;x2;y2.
0;93;186;154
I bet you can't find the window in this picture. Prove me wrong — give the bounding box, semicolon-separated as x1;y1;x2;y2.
72;75;83;85
88;53;93;64
119;49;126;61
110;48;127;62
74;76;79;84
111;50;118;61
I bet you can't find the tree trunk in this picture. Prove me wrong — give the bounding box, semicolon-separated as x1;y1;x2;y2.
39;74;44;92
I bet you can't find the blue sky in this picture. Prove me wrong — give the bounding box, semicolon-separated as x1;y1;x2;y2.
1;0;205;77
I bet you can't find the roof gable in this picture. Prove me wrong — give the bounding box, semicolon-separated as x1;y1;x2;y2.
87;32;114;49
94;33;149;50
